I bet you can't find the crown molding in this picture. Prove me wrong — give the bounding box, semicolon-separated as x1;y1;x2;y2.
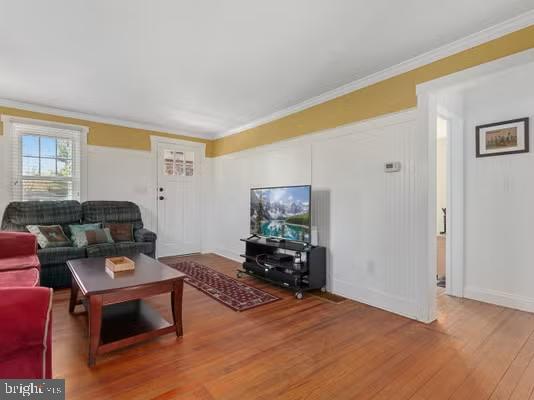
215;9;534;139
0;98;212;140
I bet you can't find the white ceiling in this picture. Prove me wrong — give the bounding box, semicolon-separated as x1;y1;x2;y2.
0;1;533;139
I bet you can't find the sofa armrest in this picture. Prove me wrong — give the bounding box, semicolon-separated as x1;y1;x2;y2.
134;228;157;243
0;232;38;259
0;287;53;379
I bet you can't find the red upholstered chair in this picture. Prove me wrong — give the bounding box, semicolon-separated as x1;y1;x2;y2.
0;287;53;378
0;231;40;272
0;232;41;287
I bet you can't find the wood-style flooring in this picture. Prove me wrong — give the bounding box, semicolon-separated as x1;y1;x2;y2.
52;254;534;399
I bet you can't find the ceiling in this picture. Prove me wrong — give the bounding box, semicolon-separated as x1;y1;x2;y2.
0;1;533;139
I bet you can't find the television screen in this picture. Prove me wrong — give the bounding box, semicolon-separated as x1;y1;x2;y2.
250;185;311;242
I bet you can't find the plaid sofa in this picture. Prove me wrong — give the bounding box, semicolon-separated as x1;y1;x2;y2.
1;201;157;288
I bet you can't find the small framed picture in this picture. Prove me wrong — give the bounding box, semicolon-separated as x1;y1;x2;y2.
476;117;529;157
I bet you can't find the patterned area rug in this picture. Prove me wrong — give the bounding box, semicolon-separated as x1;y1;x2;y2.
169;261;280;311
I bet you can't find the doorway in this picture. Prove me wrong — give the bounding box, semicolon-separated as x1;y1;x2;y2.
436;116;448;291
154;139;203;257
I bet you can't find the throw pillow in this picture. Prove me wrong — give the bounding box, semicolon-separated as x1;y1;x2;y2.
69;223;102;242
73;228;114;248
26;225;71;248
104;223;134;242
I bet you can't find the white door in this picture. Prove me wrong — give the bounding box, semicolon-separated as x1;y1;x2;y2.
156;142;201;257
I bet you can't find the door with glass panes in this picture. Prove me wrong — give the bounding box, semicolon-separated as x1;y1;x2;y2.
156;142;201;257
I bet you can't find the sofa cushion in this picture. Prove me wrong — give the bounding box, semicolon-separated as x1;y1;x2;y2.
0;268;40;287
38;246;86;266
104;223;134;242
1;201;82;236
0;255;40;272
73;228;114;248
85;242;154;258
68;223;101;242
82;201;143;230
26;225;71;248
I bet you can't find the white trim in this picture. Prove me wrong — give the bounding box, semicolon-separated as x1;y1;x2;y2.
215;108;417;160
79;129;88;202
334;280;418;320
436;107;465;298
0;98;212;140
216;10;534;138
416;46;534;323
464;286;534;314
1;114;89;135
414;91;436;323
212;249;242;264
1;114;88;203
150;135;206;257
150;135;207;150
416;48;534;95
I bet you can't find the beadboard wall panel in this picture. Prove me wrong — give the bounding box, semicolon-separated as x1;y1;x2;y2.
209;110;419;319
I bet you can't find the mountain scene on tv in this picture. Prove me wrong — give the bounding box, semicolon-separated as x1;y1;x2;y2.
250;186;311;242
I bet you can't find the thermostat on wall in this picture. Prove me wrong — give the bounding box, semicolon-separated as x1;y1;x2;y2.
384;161;401;172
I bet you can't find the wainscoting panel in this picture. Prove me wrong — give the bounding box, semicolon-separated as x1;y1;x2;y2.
210;110;420;319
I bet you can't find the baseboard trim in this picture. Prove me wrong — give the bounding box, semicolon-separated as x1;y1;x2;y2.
464;286;534;313
333;279;418;321
211;248;242;264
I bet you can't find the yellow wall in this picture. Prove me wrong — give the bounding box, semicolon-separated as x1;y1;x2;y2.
1;25;533;158
211;25;534;156
0;106;214;157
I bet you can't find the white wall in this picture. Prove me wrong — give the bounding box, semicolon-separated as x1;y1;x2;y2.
0;140;157;230
209;144;312;259
462;62;534;312
86;145;156;230
209;110;420;319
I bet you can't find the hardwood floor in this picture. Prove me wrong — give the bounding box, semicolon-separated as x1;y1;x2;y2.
52;254;534;400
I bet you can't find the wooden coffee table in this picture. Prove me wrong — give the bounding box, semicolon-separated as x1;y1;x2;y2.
67;253;186;367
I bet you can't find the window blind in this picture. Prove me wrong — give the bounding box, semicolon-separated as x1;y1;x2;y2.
8;121;83;202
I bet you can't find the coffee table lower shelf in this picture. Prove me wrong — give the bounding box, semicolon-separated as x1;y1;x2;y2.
67;254;186;367
98;300;175;353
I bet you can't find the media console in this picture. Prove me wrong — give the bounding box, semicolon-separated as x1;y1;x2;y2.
237;237;326;299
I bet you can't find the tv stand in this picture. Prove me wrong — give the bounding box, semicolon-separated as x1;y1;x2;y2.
238;237;326;299
266;237;285;243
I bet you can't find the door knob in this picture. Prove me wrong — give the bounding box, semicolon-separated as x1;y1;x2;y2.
159;187;164;192
159;196;165;200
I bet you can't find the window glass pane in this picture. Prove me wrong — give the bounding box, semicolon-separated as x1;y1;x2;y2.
22;157;40;176
163;150;174;160
22;179;72;201
185;151;194;176
175;152;184;176
40;137;57;157
40;158;56;176
163;149;174;176
57;159;72;177
57;139;72;159
22;135;39;156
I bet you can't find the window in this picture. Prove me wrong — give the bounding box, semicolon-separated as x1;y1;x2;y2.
163;150;195;177
3;117;86;202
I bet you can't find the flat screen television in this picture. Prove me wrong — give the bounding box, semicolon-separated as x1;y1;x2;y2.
250;185;311;243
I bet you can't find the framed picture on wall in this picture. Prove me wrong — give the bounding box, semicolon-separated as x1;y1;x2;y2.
476;117;529;157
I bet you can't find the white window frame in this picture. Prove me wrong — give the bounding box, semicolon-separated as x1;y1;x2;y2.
1;115;88;202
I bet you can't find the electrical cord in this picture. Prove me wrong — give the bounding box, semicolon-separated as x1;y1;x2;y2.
255;254;267;268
